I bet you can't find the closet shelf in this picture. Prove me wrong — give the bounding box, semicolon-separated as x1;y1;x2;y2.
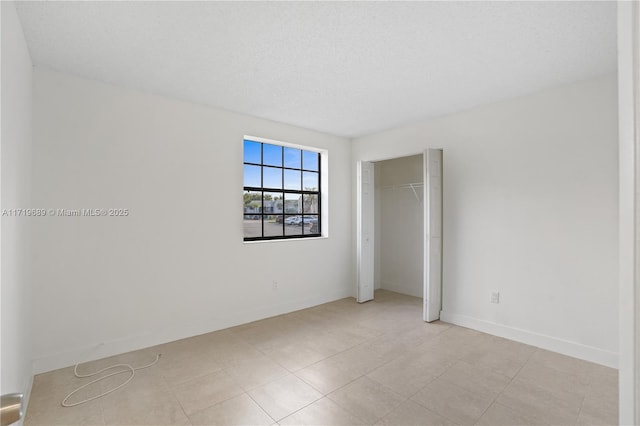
380;182;423;202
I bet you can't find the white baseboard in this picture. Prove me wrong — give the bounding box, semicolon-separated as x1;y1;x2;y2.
16;371;34;426
32;289;352;375
440;311;618;368
380;282;422;299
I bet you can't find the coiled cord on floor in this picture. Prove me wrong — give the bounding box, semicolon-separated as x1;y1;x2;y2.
61;353;161;407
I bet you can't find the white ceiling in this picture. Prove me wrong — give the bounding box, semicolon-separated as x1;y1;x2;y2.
15;1;616;138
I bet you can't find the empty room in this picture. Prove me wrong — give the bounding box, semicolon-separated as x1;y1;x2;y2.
2;1;638;426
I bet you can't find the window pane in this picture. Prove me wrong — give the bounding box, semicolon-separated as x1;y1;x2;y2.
243;191;262;215
263;144;282;167
303;194;318;213
263;215;283;237
303;171;318;190
284;147;301;169
284;169;301;190
284;216;303;236
244;140;261;164
303;150;318;171
263;167;282;189
302;215;319;234
284;193;302;214
243;215;262;238
264;192;283;214
244;165;261;187
243;139;321;241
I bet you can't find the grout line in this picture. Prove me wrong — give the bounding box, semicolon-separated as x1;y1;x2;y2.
472;345;537;424
244;391;278;425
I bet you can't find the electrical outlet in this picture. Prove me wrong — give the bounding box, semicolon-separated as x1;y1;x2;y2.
272;281;278;290
491;292;500;304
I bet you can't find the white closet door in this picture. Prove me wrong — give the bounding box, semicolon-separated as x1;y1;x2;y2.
357;161;375;303
424;149;443;321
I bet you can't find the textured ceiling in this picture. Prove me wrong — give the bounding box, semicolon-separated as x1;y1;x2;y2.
15;1;616;138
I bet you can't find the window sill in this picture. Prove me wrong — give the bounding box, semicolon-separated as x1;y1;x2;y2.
243;235;328;245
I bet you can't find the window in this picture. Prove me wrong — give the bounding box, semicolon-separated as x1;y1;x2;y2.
243;138;321;241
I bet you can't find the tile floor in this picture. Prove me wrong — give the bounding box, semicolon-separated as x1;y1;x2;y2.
25;290;618;425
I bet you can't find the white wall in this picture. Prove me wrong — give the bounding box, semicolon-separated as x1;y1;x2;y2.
31;69;353;373
1;0;34;401
353;74;619;367
375;155;423;298
617;1;639;423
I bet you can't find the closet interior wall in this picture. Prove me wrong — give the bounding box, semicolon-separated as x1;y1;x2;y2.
374;154;424;298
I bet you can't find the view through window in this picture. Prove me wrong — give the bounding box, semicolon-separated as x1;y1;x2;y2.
243;138;321;240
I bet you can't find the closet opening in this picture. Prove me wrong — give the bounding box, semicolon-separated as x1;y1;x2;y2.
356;149;442;321
375;155;425;299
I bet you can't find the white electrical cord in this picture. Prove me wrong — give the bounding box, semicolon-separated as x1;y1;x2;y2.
61;353;161;407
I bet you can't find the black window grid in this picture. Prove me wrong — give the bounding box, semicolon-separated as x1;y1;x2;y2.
243;142;321;241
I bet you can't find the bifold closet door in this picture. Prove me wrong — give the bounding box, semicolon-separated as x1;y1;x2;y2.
424;149;443;322
357;161;375;303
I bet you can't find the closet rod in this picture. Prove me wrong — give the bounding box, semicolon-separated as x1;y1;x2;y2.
380;182;423;202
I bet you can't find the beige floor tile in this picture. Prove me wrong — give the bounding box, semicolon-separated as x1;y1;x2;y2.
175;328;265;365
95;369;141;397
516;358;591;401
300;306;350;326
356;312;416;334
230;318;292;352
392;346;457;376
224;354;289;391
30;367;82;394
496;379;581;425
393;321;451;346
100;375;189;425
439;361;511;398
590;365;618;388
209;339;265;366
436;325;491;346
360;334;417;365
326;321;382;342
328;341;395;377
248;374;322;421
295;357;362;395
476;402;546;426
584;369;618;403
172;369;244;415
24;395;104;426
278;397;365;426
375;400;456;426
411;378;494;425
155;336;216;362
262;341;328;372
460;337;536;378
261;314;313;340
419;326;492;361
303;329;363;358
576;409;618;426
528;349;600;378
156;346;223;387
579;392;618;425
188;393;274;426
29;367;104;410
366;353;437;398
327;376;406;424
278;397;366;426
